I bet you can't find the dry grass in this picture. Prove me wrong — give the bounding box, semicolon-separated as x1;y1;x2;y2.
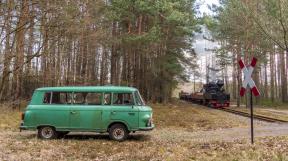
0;107;21;131
153;102;249;131
0;101;287;161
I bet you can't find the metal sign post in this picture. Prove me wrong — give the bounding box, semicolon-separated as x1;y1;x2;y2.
238;57;260;144
250;90;254;144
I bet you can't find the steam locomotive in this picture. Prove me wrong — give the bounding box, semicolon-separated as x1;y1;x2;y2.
179;80;230;108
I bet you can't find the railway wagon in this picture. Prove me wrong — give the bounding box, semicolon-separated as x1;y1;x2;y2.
179;92;191;101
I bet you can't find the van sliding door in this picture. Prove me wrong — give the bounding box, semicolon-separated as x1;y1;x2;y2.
69;92;103;131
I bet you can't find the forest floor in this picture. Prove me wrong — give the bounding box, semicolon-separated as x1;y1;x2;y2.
0;101;287;161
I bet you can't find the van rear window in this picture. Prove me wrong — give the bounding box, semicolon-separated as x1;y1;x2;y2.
43;92;73;104
51;92;73;104
43;92;51;104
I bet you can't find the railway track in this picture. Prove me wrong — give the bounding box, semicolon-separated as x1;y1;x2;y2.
219;107;288;123
181;99;288;123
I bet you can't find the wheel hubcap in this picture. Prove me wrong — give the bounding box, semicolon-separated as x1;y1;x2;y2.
113;128;124;140
41;127;53;138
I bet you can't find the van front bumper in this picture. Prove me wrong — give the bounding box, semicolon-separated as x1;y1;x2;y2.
19;122;28;131
139;124;154;131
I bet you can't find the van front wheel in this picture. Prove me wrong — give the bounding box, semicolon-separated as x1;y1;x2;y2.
38;126;57;139
109;124;128;141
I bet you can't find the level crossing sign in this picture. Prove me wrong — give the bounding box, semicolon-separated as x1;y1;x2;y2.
238;57;260;97
238;57;260;144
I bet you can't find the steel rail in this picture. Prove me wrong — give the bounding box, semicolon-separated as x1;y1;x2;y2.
219;107;288;123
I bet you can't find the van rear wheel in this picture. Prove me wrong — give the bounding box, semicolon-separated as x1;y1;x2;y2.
38;126;57;139
109;124;128;141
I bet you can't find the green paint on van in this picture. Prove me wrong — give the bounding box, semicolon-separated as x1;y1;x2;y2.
20;86;154;140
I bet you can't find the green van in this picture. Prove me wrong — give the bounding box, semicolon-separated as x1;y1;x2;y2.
20;86;154;141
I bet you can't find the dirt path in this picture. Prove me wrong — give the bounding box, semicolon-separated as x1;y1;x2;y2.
149;123;288;143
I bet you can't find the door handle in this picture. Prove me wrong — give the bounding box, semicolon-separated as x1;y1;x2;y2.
128;112;135;115
70;111;76;114
111;111;116;115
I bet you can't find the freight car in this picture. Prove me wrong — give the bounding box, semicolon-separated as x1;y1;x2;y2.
179;80;230;108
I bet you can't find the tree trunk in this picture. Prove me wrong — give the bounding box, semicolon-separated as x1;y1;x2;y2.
236;47;242;107
280;51;287;102
0;1;13;100
264;60;268;99
13;0;29;100
110;21;117;85
277;53;281;99
270;50;275;102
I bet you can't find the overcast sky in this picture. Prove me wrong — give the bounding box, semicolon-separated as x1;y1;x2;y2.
196;0;219;16
192;0;220;82
193;0;220;56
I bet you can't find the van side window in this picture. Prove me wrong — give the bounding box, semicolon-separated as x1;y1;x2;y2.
73;93;85;104
113;93;134;105
85;93;102;105
51;92;72;104
43;92;51;104
103;93;111;105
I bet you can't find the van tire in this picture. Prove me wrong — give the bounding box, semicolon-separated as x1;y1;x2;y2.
109;124;128;141
38;126;58;139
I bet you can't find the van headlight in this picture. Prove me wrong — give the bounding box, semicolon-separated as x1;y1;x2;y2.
147;113;153;127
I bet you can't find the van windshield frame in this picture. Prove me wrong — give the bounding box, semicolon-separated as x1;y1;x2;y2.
134;91;145;106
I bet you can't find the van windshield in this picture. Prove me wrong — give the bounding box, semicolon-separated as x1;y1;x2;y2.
134;91;145;106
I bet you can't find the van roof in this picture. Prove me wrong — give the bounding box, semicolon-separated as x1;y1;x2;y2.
36;86;137;92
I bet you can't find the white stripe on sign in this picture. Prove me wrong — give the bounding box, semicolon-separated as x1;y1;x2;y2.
242;66;254;89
